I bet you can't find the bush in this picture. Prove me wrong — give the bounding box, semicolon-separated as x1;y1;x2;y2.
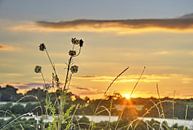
11;104;25;114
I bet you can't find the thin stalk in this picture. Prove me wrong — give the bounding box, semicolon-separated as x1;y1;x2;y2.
0;110;24;129
156;83;164;130
116;66;146;129
130;66;146;98
63;56;73;91
183;105;189;130
104;66;129;95
108;98;114;129
150;100;161;119
75;47;81;57
185;105;189;120
0;113;32;130
127;100;174;130
67;73;72;90
45;49;57;76
172;90;176;119
16;95;43;115
58;94;65;130
156;83;165;118
90;66;129;130
40;72;46;88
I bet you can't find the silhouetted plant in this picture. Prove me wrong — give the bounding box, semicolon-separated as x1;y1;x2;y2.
35;38;84;130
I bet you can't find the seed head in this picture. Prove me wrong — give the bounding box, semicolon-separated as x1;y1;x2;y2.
71;38;79;45
70;65;78;73
39;43;46;51
34;66;42;73
71;38;84;47
69;50;76;56
79;39;84;47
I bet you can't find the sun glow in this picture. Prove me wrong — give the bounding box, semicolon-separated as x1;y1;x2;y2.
122;93;131;100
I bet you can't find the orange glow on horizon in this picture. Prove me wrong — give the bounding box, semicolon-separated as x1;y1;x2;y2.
121;93;131;99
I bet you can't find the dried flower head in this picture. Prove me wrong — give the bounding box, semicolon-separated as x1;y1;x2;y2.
69;50;76;56
34;65;42;73
70;65;78;73
71;38;80;45
39;43;46;51
79;39;84;47
71;38;84;47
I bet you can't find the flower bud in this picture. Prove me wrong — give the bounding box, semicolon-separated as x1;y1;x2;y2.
69;50;76;56
70;65;78;73
39;43;46;51
34;66;42;73
79;39;84;47
71;38;80;45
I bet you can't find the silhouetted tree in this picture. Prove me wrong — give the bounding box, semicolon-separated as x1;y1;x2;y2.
0;85;18;101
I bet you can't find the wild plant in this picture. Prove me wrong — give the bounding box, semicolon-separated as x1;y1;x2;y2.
35;38;84;130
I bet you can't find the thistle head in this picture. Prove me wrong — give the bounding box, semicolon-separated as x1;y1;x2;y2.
34;65;42;73
79;39;84;47
69;50;76;56
70;65;78;73
71;38;84;47
39;43;46;51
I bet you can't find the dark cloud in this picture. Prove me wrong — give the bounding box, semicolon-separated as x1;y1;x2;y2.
74;86;104;95
0;82;50;90
80;75;96;78
77;75;96;78
180;13;193;19
75;86;90;91
36;17;193;30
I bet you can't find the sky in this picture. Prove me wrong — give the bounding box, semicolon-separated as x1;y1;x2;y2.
0;0;193;99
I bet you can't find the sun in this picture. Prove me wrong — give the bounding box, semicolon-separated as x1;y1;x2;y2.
122;93;131;99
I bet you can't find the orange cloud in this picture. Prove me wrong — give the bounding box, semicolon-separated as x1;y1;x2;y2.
9;18;193;33
74;74;172;83
0;44;17;51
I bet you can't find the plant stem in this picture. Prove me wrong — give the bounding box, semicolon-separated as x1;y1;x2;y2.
45;49;57;76
130;66;146;98
156;83;165;118
40;72;46;88
63;56;72;91
104;66;129;95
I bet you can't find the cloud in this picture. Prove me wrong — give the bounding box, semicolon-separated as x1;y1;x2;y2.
0;82;49;90
182;77;193;84
74;74;172;83
3;73;24;77
75;74;193;85
73;86;104;95
180;13;193;19
9;17;193;34
75;86;90;91
153;51;170;55
0;44;17;51
37;18;193;30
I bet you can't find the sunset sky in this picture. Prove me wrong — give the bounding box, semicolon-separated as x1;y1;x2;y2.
0;0;193;99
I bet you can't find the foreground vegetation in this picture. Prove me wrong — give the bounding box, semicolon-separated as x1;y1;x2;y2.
0;117;189;130
0;85;193;129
